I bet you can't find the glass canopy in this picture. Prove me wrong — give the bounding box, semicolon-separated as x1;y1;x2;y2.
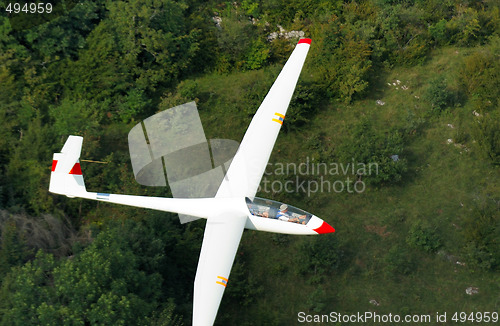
245;197;312;225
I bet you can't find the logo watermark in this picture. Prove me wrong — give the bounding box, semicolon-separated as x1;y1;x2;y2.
258;157;379;196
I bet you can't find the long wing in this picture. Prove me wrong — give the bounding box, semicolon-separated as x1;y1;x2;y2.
193;213;247;326
216;39;311;199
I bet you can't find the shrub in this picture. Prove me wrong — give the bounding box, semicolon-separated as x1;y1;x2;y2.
375;5;431;66
244;39;270;70
424;75;453;112
284;82;323;132
462;201;500;271
298;235;342;277
177;80;199;100
306;288;327;313
406;220;441;252
384;245;416;276
446;7;481;46
312;20;372;103
215;9;256;72
336;117;408;185
224;258;263;307
428;19;448;46
472;111;500;165
459;42;500;110
118;88;151;123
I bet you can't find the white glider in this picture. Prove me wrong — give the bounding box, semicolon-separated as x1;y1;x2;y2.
49;38;335;326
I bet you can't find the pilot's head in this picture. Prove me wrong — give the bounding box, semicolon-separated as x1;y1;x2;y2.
279;204;288;212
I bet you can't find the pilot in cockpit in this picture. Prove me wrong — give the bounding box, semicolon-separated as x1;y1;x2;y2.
249;203;269;218
277;204;304;223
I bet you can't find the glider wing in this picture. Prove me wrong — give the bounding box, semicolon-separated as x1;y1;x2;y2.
215;39;311;199
193;213;247;326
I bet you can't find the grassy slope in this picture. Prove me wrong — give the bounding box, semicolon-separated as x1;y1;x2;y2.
190;46;498;325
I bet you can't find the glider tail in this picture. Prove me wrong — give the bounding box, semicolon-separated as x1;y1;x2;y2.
49;135;88;197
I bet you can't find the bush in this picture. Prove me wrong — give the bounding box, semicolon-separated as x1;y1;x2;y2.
224;258;263;307
462;201;500;271
424;75;453;112
306;288;327;313
244;39;270;70
312;19;373;103
375;5;431;66
298;235;342;278
284;82;323;132
472;111;500;165
177;80;199;100
215;9;257;72
384;245;416;276
406;220;441;252
0;219;31;280
459;42;500;111
446;7;481;46
428;19;449;46
336;117;408;185
458;39;500;164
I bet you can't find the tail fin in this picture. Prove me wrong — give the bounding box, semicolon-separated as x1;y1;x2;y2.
49;136;87;197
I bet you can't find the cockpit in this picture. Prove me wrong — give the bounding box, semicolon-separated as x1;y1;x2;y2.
245;197;313;225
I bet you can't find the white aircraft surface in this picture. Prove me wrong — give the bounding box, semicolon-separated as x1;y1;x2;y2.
49;38;335;326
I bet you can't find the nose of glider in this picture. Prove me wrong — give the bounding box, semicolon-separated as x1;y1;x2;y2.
313;220;336;234
308;215;335;234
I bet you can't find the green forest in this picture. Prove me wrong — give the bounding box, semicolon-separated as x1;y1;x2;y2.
0;0;499;325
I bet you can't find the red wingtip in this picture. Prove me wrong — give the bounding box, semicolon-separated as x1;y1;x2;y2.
298;38;312;45
313;221;335;234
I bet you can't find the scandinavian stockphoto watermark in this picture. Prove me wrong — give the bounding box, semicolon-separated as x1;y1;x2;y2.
258;157;379;196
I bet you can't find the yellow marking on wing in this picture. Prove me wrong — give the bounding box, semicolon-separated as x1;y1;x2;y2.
216;281;227;287
272;118;283;125
274;112;285;119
